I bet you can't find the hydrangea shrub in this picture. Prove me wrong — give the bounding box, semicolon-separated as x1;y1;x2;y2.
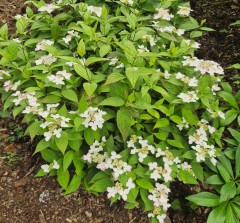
0;0;226;222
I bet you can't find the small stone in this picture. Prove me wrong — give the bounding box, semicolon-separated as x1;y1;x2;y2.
85;211;92;218
39;190;50;203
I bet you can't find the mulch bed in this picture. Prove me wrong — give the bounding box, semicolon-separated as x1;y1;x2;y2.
0;0;239;222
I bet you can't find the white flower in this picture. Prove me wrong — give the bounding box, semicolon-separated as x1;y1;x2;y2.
35;39;54;51
116;63;124;69
177;6;192;16
66;62;76;67
164;70;171;79
3;80;21;92
62;30;79;45
38;4;59;14
35;54;57;66
87;6;102;17
80;107;107;131
178;91;199;103
41;164;50;173
52;160;60;169
12;38;21;43
109;57;118;65
142;35;156;46
138;45;149;53
154;8;174;21
120;0;134;6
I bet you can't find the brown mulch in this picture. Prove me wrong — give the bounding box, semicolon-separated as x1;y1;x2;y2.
0;0;240;223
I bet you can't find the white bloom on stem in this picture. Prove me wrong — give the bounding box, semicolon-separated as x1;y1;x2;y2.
35;54;57;66
142;34;156;46
41;164;50;173
3;80;21;92
35;39;54;51
62;30;80;45
138;45;149;53
154;8;174;21
178;91;199;103
80;107;107;131
120;0;134;6
52;160;60;169
38;4;59;14
177;6;192;16
87;6;102;17
109;57;119;66
48;70;72;85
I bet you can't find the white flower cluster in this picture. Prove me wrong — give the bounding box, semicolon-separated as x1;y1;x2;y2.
12;91;37;106
63;30;80;45
80;107;107;131
0;70;10;79
83;138;132;180
182;56;224;76
148;148;181;182
87;6;102;17
177;6;192;17
38;4;59;14
35;54;57;66
48;70;72;85
127;135;156;162
142;34;156;46
138;45;149;53
107;178;135;201
120;0;134;6
4;80;21;92
183;39;200;49
159;26;185;36
178;91;199;103
178;161;196;178
207;108;225;119
41;160;60;173
154;8;174;21
35;39;54;51
148;183;171;223
109;57;124;69
40;114;70;141
176;72;198;87
176;117;189;131
189;119;217;165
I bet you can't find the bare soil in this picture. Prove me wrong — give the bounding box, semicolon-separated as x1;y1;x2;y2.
0;0;239;223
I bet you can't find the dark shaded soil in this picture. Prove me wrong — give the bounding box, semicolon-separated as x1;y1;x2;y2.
0;0;240;223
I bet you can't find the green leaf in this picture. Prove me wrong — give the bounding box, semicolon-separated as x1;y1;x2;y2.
220;182;237;202
57;168;70;189
99;97;125;107
117;108;132;142
228;128;240;143
55;131;68;154
77;39;86;57
235;145;240;176
74;64;91;81
179;170;198;184
226;204;239;223
136;179;154;190
217;165;231;183
104;73;125;85
99;44;111;57
186;192;220;207
167;139;184;149
154;118;169;128
191;161;204;182
34;139;51;154
25;121;41;140
205;175;224;185
140;189;154;211
220;109;238;126
83;83;97;96
63;150;74;171
89;178;113;192
41;95;61;103
86;57;109;66
62;89;78;103
65;174;84;195
207;203;227;223
219;91;239;109
182;108;198;125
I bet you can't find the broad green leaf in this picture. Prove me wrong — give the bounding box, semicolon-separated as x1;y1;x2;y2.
186;192;220;207
217;164;231;182
83;82;97;96
41;95;61;103
140;189;154;211
205;175;224;185
191;161;204;182
220;182;237;202
220;109;238;126
207;203;227;223
57;168;70;189
86;57;109;66
55;131;68;154
179;170;198;184
89;178;113;192
25;121;41;140
99;44;111;57
235;145;240;176
99;97;124;107
74;63;91;81
136;179;154;190
219;91;239;109
228;128;240;143
63;150;74;171
62;89;78;103
182;108;198;125
65;173;84;195
167;139;184;149
34;139;51;154
117;108;132;142
154;118;169;129
104;73;125;85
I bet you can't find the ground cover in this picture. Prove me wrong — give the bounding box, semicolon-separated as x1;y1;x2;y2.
0;1;239;223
